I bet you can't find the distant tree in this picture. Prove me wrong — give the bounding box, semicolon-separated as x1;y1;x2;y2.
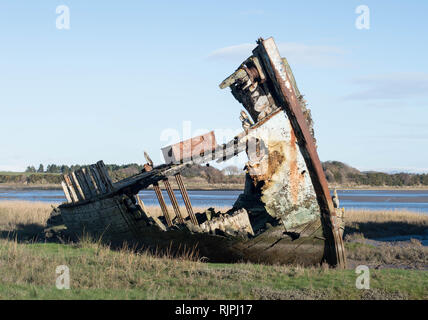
25;166;36;173
222;165;242;176
60;165;70;174
37;164;44;173
46;164;60;173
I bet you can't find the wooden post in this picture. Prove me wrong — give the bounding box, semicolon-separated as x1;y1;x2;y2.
96;161;114;192
153;182;173;227
61;181;73;203
82;167;97;197
70;172;85;201
89;165;106;194
163;178;184;224
75;169;92;199
63;174;79;203
174;173;198;225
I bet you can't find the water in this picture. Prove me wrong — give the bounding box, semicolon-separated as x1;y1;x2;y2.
0;188;428;213
336;190;428;213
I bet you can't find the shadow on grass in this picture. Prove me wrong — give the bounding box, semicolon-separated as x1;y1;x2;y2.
0;223;47;242
344;221;428;239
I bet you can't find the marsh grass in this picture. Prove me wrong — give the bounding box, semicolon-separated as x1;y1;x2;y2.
1;201;426;231
0;237;426;299
345;209;428;225
0;201;52;228
0;201;427;299
344;209;428;239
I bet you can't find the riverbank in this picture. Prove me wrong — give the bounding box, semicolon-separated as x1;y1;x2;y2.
3;182;428;192
0;182;244;191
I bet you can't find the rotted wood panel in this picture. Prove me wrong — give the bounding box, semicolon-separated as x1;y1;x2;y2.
254;37;346;268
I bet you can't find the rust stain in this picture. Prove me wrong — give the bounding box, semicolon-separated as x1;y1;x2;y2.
289;128;300;204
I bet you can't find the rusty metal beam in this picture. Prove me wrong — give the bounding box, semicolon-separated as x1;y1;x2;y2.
163;178;185;224
255;37;346;268
153;182;173;227
174;173;198;225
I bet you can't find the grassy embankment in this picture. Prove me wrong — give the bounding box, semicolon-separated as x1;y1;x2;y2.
0;171;243;190
0;201;427;299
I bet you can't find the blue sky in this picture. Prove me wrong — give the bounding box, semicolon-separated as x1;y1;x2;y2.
0;1;427;172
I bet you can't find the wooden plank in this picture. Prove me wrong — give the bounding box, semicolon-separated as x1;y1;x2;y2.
70;171;85;201
136;194;167;231
161;131;217;164
175;173;198;225
61;181;73;203
82;167;97;197
75;169;92;199
163;178;184;224
153;182;173;227
63;174;79;203
89;164;106;194
96;161;114;192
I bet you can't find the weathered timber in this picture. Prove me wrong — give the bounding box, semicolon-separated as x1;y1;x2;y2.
61;181;73;203
75;169;92;199
70;171;85;201
153;182;173;227
163;178;185;224
175;173;198;225
253;37;346;268
82;167;97;197
162;131;217;164
49;37;346;267
63;174;79;203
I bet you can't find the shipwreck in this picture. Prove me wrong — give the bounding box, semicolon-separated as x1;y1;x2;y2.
46;37;347;268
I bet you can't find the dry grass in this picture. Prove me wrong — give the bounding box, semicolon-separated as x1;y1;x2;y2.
0;201;426;238
0;237;426;299
345;209;428;225
344;209;428;239
0;201;427;299
344;209;428;269
0;201;52;231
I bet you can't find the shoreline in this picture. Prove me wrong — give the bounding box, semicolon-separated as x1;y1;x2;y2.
2;183;428;192
0;183;244;192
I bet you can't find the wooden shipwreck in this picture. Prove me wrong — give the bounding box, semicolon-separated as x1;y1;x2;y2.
46;37;347;268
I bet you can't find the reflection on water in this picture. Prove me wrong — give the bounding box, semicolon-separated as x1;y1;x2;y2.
0;188;428;213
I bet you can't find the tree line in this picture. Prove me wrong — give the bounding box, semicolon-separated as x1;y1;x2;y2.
19;161;428;187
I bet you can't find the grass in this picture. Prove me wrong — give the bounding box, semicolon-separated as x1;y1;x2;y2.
344;209;428;238
0;237;426;300
0;201;427;299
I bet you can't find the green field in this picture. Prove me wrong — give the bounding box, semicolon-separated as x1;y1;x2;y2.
0;201;427;300
0;239;426;300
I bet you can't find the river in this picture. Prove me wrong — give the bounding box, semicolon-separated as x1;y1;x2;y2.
0;189;428;213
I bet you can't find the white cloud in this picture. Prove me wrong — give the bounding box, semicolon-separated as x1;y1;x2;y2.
343;72;428;101
207;42;346;67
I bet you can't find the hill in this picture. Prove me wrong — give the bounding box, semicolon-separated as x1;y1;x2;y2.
1;161;428;189
323;161;428;187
